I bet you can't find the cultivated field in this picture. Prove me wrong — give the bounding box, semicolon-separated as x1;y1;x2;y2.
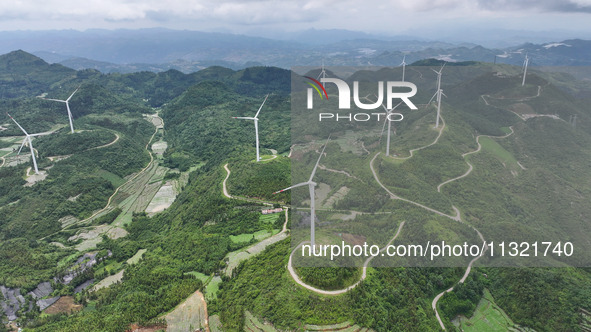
43;296;83;315
126;249;147;265
165;291;208;332
453;289;534;332
92;269;125;291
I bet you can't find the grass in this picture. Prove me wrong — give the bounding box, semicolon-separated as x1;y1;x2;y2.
164;290;208;332
209;315;223;332
259;213;279;224
479;136;518;167
184;271;210;283
96;169;125;187
145;182;176;214
111;162;168;226
92;269;125;291
454;289;517;332
126;248;147;265
257;154;278;163
95;260;123;275
229;229;278;244
205;276;222;300
245;310;281;332
223;230;288;276
57;252;83;269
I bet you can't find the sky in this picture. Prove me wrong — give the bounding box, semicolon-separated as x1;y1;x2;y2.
1;0;591;43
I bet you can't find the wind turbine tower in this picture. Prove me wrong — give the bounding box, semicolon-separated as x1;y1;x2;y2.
232;94;269;162
273;136;330;247
428;64;446;128
400;55;407;82
522;54;529;86
7;113;44;174
380;100;403;156
317;60;328;87
39;87;79;133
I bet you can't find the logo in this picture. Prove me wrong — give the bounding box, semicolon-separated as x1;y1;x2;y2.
306;77;418;110
305;76;329;101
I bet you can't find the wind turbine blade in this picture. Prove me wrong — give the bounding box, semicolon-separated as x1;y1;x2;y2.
309;135;331;182
380;100;403;113
40;97;66;103
441;91;448;98
6;113;28;136
28;137;38;174
66;103;74;133
17;139;26;155
428;91;438;105
66;87;79;102
29;133;47;137
232;117;255;120
273;182;309;194
254;94;269;119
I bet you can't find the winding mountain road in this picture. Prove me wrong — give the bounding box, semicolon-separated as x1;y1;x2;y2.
287;221;405;295
221;163;289;276
40;114;163;240
391;114;446;160
437;127;514;193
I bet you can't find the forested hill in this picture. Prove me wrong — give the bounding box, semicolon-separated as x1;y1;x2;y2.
1;49;591;332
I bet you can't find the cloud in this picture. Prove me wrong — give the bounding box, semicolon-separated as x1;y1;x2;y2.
475;0;591;13
0;0;589;32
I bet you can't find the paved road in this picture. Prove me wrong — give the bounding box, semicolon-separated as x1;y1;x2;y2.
221;163;290;277
370;152;461;222
287;221;405;295
40;114;163;240
389;115;446;160
437;127;514;193
92;132;120;150
368;113;491;330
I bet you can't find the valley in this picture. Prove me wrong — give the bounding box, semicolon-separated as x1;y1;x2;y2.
0;50;589;332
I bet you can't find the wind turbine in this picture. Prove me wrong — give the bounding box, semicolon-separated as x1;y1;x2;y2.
39;87;79;133
7;113;44;174
317;60;327;87
273;135;330;247
428;64;446;128
521;53;529;86
400;55;407;82
380;100;403;156
232;94;269;162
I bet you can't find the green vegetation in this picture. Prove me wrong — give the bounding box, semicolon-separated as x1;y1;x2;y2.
1;50;590;332
226;156;290;201
35;130;117;158
229;229;278;244
454;289;521;332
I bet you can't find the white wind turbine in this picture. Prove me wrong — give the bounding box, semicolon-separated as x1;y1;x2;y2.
317;60;327;87
232;94;269;162
400;55;407;82
521;53;529;86
273;135;330;247
39;87;79;133
428;64;446;128
380;100;403;156
7;113;45;174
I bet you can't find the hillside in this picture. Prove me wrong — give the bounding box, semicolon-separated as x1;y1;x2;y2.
0;50;590;332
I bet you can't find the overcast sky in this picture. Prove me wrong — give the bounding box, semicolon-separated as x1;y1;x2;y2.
1;0;591;42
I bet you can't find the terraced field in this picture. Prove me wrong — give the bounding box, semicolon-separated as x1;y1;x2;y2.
164;291;208;332
244;311;373;332
453;289;535;332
